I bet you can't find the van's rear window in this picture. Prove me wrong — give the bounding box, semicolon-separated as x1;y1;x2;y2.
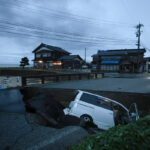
80;93;113;110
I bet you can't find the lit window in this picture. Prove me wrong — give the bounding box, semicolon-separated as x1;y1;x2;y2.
38;60;43;63
53;62;62;66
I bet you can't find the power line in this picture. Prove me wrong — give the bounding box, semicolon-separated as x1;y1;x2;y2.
0;19;136;44
0;0;135;28
0;28;135;47
0;29;135;46
0;0;137;48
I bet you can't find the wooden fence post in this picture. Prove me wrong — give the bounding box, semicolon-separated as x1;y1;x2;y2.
95;73;97;78
41;77;45;84
102;73;104;78
68;75;71;80
21;77;27;86
79;74;81;80
88;74;90;79
56;76;59;82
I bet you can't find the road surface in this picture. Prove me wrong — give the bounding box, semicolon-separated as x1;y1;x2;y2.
31;73;150;94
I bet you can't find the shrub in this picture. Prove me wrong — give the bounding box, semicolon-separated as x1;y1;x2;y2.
70;118;150;150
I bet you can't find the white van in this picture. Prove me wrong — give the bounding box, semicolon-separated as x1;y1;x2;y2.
64;90;139;130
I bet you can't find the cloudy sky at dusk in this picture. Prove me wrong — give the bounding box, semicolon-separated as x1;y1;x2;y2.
0;0;150;64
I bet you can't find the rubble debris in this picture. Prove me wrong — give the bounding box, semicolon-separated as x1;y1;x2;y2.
24;94;64;127
22;92;81;128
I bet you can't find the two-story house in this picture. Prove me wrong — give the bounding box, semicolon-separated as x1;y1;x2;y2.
92;49;146;73
32;43;70;69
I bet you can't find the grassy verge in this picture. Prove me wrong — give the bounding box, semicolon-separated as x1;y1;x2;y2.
70;118;150;150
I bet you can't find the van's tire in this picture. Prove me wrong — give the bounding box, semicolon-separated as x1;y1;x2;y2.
80;115;93;127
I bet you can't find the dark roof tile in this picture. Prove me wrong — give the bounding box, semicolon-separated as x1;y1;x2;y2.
59;55;83;60
32;43;70;54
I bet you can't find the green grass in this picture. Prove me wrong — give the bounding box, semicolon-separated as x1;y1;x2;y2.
70;118;150;150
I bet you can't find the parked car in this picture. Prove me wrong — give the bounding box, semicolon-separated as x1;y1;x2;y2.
64;90;139;130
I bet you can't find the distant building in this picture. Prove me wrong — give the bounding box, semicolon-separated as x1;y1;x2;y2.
58;55;83;69
143;57;150;72
92;49;146;73
32;43;70;69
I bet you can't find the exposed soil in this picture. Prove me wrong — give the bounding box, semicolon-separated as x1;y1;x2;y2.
21;87;150;117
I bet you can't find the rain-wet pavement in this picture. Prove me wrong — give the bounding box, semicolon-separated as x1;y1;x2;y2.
31;73;150;94
0;112;89;150
0;88;95;150
0;88;25;113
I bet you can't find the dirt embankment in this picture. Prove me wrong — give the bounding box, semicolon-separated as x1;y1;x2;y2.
21;87;150;117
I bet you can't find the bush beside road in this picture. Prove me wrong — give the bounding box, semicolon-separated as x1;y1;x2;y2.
70;118;150;150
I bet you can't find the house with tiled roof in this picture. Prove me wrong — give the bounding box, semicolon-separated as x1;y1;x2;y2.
92;48;146;73
58;55;83;69
32;43;83;69
32;43;70;69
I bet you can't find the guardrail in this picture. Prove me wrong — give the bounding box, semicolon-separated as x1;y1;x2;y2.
21;73;104;86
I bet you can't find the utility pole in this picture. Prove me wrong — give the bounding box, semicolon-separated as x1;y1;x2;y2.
85;48;86;63
136;23;144;49
135;23;144;72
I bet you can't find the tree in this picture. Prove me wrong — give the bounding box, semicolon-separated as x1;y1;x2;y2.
20;57;29;68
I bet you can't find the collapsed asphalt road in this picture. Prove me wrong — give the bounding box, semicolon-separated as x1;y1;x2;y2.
24;93;81;128
20;88;97;129
0;88;93;150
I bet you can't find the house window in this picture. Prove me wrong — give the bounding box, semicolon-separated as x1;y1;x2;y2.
36;54;41;58
53;62;62;66
47;53;51;57
49;62;53;66
43;53;47;57
130;56;137;60
42;53;51;57
34;62;38;67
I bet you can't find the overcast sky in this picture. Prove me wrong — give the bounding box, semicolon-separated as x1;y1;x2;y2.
0;0;150;64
